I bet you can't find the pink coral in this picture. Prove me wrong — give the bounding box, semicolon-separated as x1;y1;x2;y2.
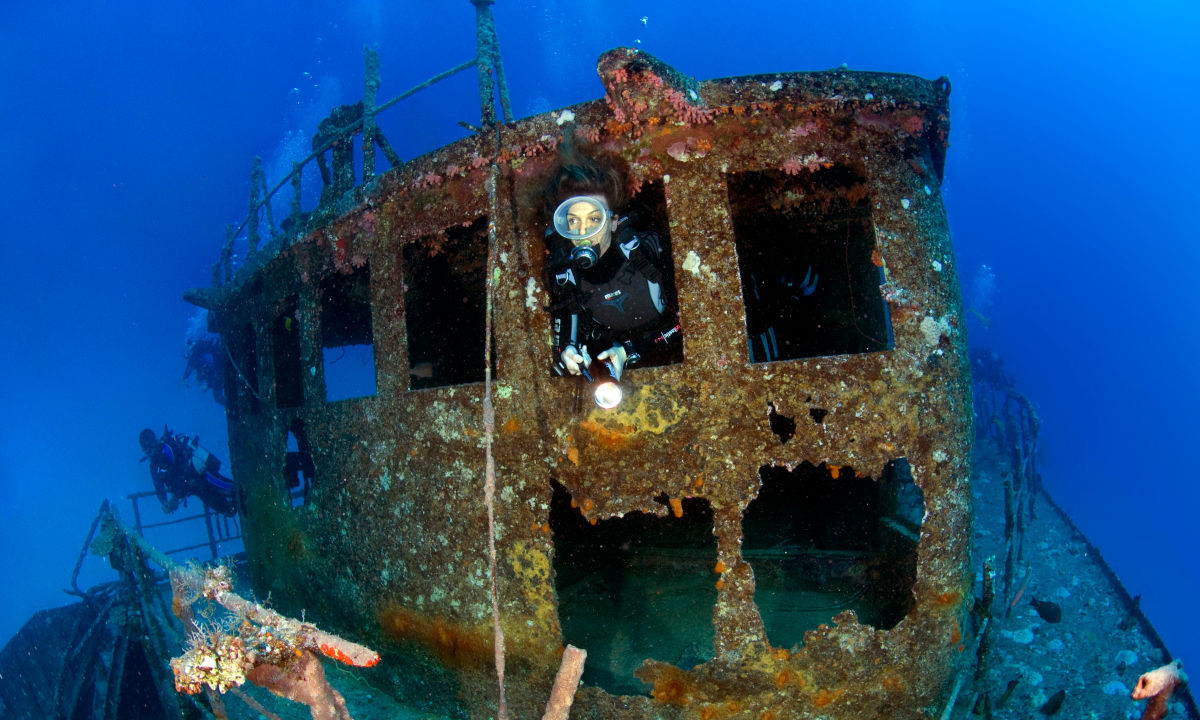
901;113;925;135
662;87;714;125
781;153;824;175
574;125;602;145
788;120;818;140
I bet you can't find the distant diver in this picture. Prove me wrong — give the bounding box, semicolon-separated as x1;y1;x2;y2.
139;427;238;516
182;309;227;406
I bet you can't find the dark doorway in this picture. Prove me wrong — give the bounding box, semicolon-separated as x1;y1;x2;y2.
549;481;717;695
742;460;923;649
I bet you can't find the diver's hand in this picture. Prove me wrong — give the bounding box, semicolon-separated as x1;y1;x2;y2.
560;345;585;375
597;343;628;380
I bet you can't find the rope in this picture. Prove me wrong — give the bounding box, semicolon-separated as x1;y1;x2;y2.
482;162;508;720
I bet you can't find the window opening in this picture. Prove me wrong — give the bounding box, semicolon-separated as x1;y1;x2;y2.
284;419;314;507
272;298;304;409
402;216;492;389
549;480;717;696
320;264;377;401
727;167;891;362
546;180;683;379
624;180;683;369
742;460;923;649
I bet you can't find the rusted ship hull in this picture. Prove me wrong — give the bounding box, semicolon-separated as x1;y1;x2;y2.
194;49;971;718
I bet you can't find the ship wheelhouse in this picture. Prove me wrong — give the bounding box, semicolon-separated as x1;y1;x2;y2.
193;47;970;719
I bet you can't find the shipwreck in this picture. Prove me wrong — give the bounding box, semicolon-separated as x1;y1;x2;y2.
181;6;971;719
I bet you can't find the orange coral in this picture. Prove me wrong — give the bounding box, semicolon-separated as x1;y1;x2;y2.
379;607;491;670
319;642;380;667
882;672;907;693
649;665;696;706
579;419;635;448
931;590;962;607
669;497;684;517
814;688;845;708
775;668;796;688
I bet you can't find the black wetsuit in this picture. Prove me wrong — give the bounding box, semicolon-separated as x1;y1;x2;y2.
148;433;237;516
548;225;682;368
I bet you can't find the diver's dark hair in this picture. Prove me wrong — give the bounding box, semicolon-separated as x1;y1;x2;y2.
139;428;157;453
538;135;627;221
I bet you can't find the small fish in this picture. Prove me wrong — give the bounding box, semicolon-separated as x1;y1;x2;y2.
1039;689;1066;715
409;361;434;379
1030;598;1062;623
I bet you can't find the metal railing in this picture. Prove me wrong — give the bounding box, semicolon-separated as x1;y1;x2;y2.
125;489;242;562
210;0;512;289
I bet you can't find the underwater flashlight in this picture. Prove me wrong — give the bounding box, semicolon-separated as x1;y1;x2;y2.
593;378;623;409
579;356;624;409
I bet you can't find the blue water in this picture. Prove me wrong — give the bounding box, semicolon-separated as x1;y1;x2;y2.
2;0;1197;691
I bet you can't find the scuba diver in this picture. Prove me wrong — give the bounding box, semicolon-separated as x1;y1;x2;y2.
182;309;226;406
541;148;682;399
138;427;238;516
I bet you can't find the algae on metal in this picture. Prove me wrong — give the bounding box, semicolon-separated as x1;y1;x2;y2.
191;48;971;719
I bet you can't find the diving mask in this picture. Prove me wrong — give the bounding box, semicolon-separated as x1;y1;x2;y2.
553;196;611;268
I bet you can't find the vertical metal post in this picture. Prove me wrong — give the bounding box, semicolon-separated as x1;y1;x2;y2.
131;494;144;537
290;161;302;227
363;46;381;182
472;0;499;127
204;509;219;561
218;224;234;285
248;158;263;256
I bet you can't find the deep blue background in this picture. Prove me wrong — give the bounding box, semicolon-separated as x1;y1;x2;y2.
2;0;1196;682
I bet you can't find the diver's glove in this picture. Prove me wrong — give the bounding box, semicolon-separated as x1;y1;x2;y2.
559;345;586;375
596;343;628;380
